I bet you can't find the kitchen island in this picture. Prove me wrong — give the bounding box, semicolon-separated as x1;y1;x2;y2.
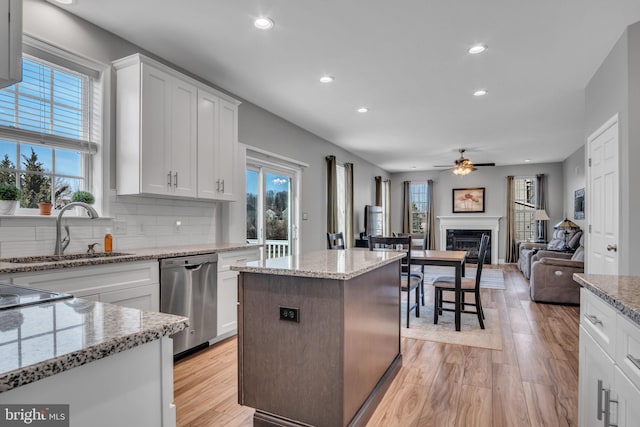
232;248;405;427
0;297;187;427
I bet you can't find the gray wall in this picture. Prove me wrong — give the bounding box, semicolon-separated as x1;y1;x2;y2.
390;162;564;261
585;21;640;275
22;0;388;253
563;146;586;231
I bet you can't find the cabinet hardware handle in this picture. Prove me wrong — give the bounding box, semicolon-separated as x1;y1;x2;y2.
598;379;604;421
627;354;640;370
603;388;618;427
174;172;178;187
221;179;225;192
168;171;172;186
216;179;220;192
585;313;603;326
607;244;618;252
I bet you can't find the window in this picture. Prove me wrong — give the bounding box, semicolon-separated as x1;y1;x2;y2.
0;44;100;212
409;182;429;235
336;163;346;235
513;177;537;241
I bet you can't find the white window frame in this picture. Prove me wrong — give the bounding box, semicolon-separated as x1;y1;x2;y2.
0;35;107;216
409;181;429;236
513;176;538;242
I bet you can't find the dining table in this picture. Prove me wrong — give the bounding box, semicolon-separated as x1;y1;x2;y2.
410;250;468;331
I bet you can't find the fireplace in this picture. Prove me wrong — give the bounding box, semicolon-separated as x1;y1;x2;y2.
437;216;501;264
446;229;491;264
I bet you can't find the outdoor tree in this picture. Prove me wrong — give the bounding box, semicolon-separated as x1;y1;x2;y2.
0;154;16;186
20;148;51;208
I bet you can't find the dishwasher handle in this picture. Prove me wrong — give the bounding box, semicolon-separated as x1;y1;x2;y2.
160;253;218;269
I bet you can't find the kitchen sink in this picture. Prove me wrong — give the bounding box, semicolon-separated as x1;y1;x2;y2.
0;252;134;263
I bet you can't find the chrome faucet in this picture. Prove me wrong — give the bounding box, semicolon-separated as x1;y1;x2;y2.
55;202;100;255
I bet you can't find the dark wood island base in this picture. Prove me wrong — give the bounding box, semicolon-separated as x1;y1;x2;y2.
234;250;404;427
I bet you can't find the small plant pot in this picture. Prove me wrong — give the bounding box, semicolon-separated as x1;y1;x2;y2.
38;202;53;216
0;200;19;215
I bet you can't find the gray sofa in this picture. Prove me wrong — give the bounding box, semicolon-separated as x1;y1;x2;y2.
529;234;584;304
517;229;582;279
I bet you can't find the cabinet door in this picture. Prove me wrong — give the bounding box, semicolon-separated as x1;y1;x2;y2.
170;78;197;197
141;63;172;195
0;0;21;89
197;88;220;199
579;326;616;427
216;98;238;201
614;367;640;427
217;270;239;336
100;284;159;312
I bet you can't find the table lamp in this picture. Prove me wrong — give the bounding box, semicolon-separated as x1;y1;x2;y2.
533;209;550;242
554;218;579;246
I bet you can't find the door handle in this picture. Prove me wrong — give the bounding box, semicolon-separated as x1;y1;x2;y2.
607;244;617;252
603;388;618;427
174;172;178;188
168;171;172;186
585;313;603;326
597;379;604;421
221;179;225;193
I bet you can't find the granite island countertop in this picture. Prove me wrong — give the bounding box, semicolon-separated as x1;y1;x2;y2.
573;273;640;326
0;298;188;392
0;243;257;274
231;248;405;280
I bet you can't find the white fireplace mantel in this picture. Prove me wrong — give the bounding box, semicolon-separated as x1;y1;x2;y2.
437;216;502;264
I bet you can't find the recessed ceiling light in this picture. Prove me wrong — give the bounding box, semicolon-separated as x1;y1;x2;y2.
525;159;531;163
254;17;274;30
54;0;75;4
468;44;487;55
319;75;334;83
357;107;369;113
473;89;488;97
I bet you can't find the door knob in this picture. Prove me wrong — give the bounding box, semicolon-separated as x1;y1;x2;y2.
606;244;618;252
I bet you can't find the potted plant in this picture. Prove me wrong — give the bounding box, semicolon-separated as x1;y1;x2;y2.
71;191;95;216
0;183;22;215
71;191;95;205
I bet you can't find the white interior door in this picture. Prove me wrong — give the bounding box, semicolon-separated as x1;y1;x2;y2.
587;115;619;274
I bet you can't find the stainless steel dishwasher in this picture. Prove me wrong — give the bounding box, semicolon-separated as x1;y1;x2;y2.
160;253;218;356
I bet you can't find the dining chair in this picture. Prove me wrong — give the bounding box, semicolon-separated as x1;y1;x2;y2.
433;233;489;329
392;232;425;306
327;232;345;249
368;235;420;327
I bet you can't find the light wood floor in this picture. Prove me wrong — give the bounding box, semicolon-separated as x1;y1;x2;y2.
174;265;580;427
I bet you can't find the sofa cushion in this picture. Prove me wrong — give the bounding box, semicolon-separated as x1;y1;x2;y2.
567;230;583;250
571;235;585;261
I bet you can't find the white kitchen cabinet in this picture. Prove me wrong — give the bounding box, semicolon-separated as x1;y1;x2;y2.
115;53;239;201
216;248;260;337
579;288;640;427
115;55;197;198
7;261;160;311
197;89;239;201
0;0;21;89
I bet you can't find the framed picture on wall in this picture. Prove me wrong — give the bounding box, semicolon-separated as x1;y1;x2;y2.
574;188;585;219
452;188;485;213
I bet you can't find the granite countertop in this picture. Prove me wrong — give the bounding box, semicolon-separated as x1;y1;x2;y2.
0;298;188;393
231;248;405;280
0;243;256;274
573;273;640;326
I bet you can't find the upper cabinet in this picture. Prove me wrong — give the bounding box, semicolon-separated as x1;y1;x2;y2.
0;0;22;89
114;54;240;201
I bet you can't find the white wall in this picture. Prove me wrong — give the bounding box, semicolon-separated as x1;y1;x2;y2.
390;162;564;261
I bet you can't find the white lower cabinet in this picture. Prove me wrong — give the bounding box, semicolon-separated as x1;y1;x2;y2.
579;288;640;427
7;261;160;311
216;248;260;337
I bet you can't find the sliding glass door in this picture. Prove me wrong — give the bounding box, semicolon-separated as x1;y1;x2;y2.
246;164;296;258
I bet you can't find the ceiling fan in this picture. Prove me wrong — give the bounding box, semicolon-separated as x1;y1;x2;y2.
434;149;496;175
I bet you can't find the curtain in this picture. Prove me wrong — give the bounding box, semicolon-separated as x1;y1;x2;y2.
505;175;518;263
344;163;354;248
536;174;547;242
383;179;391;236
326;155;338;235
375;176;382;206
402;181;411;234
423;179;436;250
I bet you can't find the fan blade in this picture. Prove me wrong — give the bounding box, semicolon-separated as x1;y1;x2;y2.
474;163;496;167
433;165;452;168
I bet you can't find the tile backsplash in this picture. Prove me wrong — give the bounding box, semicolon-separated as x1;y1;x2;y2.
0;193;218;257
